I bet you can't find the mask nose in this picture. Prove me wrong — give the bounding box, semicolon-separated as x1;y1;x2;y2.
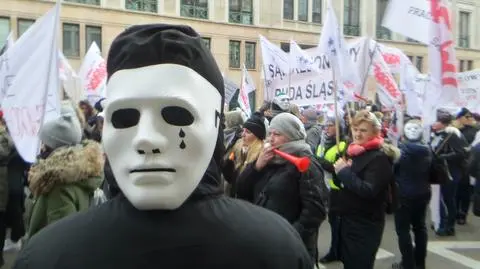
132;110;168;155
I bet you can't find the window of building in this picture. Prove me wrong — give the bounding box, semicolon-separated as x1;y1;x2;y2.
86;25;102;52
201;37;211;50
376;0;391;40
312;0;322;23
17;18;35;38
298;0;308;22
415;56;423;72
229;0;253;25
180;0;209;19
64;0;100;5
406;55;413;63
229;40;241;68
245;42;256;69
283;0;294;20
63;23;80;57
0;17;9;49
459;60;474;72
344;0;360;36
126;0;158;13
458;11;470;48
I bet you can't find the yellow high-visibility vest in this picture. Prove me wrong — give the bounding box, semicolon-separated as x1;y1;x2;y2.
316;142;347;190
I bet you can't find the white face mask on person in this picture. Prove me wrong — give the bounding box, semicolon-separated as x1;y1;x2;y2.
404;121;423;141
103;64;222;210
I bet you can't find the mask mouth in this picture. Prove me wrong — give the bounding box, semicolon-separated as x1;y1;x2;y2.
130;168;176;173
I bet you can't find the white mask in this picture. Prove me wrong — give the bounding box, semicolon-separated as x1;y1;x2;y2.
103;64;222;210
274;94;290;111
404;121;423;141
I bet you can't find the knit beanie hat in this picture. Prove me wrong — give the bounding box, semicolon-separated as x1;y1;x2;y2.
269;112;306;141
106;23;225;166
437;108;453;125
94;98;106;112
244;113;267;140
456;107;471;119
302;108;318;123
39;101;83;150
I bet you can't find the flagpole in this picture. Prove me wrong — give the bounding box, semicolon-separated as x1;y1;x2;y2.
332;68;341;152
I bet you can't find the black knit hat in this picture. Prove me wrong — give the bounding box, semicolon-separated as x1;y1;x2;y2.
244;113;266;140
106;24;226;168
106;24;224;105
456;107;472;119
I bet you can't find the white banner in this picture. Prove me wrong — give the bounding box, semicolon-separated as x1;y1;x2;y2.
0;2;60;163
382;0;430;44
260;35;369;106
449;70;480;113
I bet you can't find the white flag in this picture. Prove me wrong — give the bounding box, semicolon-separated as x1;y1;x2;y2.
428;0;458;106
318;0;361;100
382;0;430;44
0;32;14;56
78;41;107;105
0;1;61;163
238;64;253;117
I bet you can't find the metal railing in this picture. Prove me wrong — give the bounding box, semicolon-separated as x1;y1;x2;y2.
65;0;100;5
376;27;391;40
458;36;470;48
229;11;253;25
344;24;360;36
180;4;208;19
125;0;158;13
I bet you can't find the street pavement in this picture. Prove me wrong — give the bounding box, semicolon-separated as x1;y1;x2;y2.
3;212;479;268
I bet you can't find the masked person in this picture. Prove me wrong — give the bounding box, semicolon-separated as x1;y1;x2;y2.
392;119;432;269
14;24;313;269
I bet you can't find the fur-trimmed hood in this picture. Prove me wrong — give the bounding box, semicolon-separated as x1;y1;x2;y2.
445;126;462;138
29;140;104;197
381;143;401;163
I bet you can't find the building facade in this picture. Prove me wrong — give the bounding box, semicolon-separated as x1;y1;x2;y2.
1;0;479;107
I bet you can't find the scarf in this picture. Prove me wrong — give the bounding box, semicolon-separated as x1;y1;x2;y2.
347;136;384;157
270;140;312;165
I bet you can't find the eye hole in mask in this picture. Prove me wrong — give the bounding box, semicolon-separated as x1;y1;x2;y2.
161;106;194;126
111;108;140;129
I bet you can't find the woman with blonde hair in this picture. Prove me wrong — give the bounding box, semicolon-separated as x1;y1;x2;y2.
223;113;267;197
333;110;400;269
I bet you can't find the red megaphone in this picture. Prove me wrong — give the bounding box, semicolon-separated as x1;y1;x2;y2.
273;149;311;173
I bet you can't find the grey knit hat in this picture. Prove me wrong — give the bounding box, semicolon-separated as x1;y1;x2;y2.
269;113;306;141
39;101;83;150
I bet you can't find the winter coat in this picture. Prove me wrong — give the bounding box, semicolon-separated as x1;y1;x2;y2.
459;125;479;144
236;147;327;256
305;123;322;154
0;126;14;211
26;140;103;238
394;142;432;198
334;145;400;222
430;126;470;181
14;159;314;269
470;141;480;216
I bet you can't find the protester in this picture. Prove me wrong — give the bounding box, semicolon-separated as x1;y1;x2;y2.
430;109;469;235
0;116;13;267
316;116;348;264
26;101;103;238
392;119;432;269
236;112;328;262
333;110;399;269
303;108;322;153
223;112;266;197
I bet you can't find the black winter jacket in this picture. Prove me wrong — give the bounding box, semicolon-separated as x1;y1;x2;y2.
236;151;327;256
394;142;432;198
334;149;394;222
14;161;314;269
